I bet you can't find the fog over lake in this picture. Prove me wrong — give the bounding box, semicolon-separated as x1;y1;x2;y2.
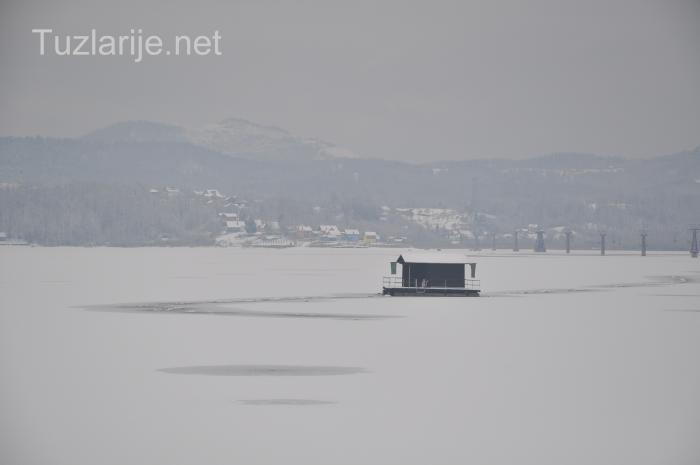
1;246;698;465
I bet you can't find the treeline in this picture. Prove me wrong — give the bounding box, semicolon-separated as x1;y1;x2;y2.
1;137;698;248
0;183;220;246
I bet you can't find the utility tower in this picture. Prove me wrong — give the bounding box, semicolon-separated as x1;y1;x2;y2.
565;229;572;254
513;230;519;252
469;177;481;251
691;225;699;258
491;233;496;251
534;230;546;253
640;230;647;256
600;232;606;256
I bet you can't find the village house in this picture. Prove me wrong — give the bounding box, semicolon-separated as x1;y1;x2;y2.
364;231;379;244
296;225;313;239
343;229;360;242
319;225;341;240
204;189;225;198
225;220;246;233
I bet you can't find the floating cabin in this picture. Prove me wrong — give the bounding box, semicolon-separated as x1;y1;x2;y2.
382;253;480;297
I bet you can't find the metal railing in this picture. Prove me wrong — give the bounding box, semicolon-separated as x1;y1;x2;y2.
382;276;480;290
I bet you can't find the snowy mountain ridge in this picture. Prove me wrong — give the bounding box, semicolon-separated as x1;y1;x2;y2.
83;118;358;161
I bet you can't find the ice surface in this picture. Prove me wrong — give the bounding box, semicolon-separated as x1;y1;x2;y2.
1;247;699;465
159;365;368;377
239;399;337;406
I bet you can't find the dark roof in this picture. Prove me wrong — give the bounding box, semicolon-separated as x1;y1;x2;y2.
396;253;477;265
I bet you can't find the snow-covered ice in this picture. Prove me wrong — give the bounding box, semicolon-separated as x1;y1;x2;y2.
1;247;699;465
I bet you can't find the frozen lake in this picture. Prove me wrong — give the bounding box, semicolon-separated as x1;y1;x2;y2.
1;247;699;465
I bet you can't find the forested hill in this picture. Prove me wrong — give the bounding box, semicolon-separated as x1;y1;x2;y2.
0;133;698;247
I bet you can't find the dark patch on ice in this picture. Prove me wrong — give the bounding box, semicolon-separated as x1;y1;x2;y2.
115;292;381;306
590;282;662;289
159;364;367;376
513;288;596;295
644;275;694;284
206;308;398;320
486;288;603;297
88;303;398;321
587;275;690;290
239;399;337;406
269;267;361;272
488;275;693;297
647;294;700;297
83;293;397;321
280;272;328;276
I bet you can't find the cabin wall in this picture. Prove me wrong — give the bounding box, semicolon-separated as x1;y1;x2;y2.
402;263;465;287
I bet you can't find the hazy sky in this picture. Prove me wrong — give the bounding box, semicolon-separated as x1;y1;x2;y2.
1;0;699;161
